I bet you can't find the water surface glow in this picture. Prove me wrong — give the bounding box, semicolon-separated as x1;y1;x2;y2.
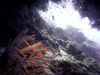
39;0;100;45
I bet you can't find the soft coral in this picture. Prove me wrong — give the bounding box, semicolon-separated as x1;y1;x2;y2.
14;34;58;74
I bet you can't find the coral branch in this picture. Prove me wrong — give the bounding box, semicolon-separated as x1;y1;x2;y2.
14;35;58;74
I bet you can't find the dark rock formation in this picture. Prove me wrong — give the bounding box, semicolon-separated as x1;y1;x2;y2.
74;0;100;29
0;0;100;75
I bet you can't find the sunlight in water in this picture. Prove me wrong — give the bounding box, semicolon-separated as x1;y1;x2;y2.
38;0;100;45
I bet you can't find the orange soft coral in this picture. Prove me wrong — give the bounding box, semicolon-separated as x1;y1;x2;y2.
15;35;58;74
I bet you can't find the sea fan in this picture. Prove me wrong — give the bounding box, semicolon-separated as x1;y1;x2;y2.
7;34;58;75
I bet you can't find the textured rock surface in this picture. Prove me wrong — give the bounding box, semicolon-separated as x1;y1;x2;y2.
0;0;100;75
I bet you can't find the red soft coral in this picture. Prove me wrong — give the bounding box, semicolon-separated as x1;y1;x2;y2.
14;35;58;74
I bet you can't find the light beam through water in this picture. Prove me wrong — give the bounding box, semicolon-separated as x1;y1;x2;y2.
38;0;100;46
